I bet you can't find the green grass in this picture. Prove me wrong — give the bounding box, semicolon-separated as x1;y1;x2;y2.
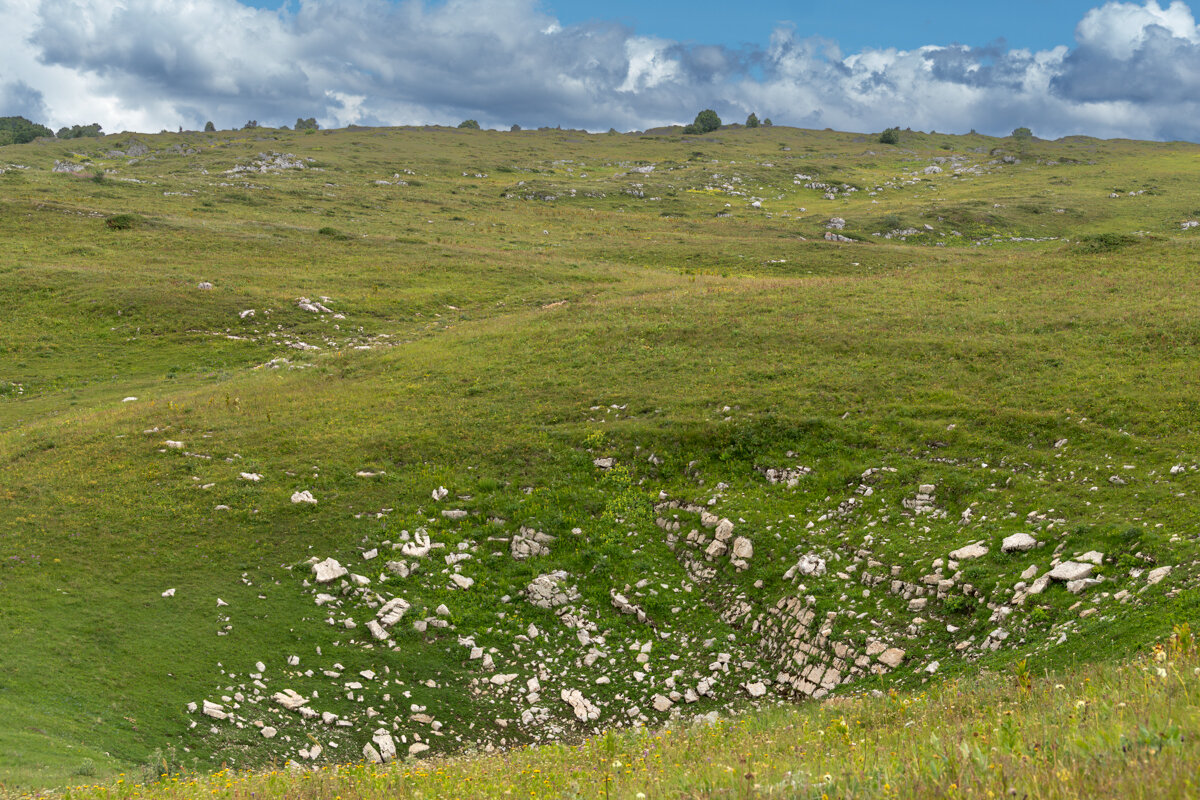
47;627;1200;799
1;124;1199;794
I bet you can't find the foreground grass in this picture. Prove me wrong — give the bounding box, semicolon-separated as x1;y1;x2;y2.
37;627;1199;800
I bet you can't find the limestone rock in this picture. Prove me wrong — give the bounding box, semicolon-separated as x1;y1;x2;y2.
731;536;754;560
714;518;735;542
1001;533;1038;553
372;729;397;763
1146;565;1172;585
525;571;579;609
561;689;601;722
202;701;228;720
408;742;430;756
261;726;277;739
745;681;768;698
511;527;555;560
449;573;474;590
1048;561;1093;582
312;558;347;584
362;743;382;764
401;530;432;558
949;543;988;561
652;694;673;712
272;689;308;711
877;648;905;668
291;490;317;505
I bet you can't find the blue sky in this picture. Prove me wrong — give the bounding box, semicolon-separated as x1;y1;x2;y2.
3;0;1200;140
237;0;1103;53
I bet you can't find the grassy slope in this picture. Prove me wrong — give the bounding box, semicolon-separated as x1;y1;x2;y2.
53;631;1200;800
0;125;1198;793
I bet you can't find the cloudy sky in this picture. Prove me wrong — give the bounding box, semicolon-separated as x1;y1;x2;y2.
2;0;1199;140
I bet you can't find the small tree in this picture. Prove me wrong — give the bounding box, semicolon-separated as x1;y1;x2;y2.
745;112;759;128
1012;126;1033;141
458;119;480;130
295;117;319;130
243;120;259;130
879;127;901;145
762;118;773;127
683;109;721;134
204;121;215;132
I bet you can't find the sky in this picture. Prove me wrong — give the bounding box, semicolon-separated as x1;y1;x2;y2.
2;0;1199;140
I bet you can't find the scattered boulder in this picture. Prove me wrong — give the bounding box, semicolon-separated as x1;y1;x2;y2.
561;689;601;722
312;558;347;584
1001;533;1038;553
1146;565;1172;585
291;490;317;505
731;536;754;560
878;648;906;668
949;543;988;561
1048;561;1093;582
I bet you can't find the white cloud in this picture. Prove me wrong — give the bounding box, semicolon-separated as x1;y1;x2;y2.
0;0;1198;141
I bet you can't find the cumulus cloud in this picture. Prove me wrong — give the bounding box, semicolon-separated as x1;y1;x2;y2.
0;0;1198;140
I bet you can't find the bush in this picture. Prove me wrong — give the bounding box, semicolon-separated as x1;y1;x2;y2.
295;117;319;130
56;123;103;139
243;120;259;130
510;124;521;132
1012;126;1033;141
458;119;481;130
762;118;773;127
0;115;54;144
745;112;759;128
204;121;215;132
1075;233;1139;253
684;109;722;135
105;213;142;230
879;127;901;145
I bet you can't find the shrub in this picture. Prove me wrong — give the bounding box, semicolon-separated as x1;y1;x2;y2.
204;121;215;132
105;213;142;230
0;115;54;144
879;127;901;145
684;109;722;135
1012;126;1033;141
510;124;521;132
1075;233;1139;253
458;119;481;130
295;117;319;130
56;123;103;139
762;118;773;127
745;112;759;128
243;120;259;130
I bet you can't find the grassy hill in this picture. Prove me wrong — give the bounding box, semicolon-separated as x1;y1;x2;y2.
0;123;1198;795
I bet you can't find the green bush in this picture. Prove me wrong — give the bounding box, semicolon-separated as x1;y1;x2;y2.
745;113;760;129
0;115;53;144
204;121;215;132
458;119;481;130
683;109;721;135
105;213;142;230
1075;233;1139;253
879;127;901;145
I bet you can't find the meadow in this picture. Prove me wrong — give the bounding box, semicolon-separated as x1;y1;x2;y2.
0;122;1198;796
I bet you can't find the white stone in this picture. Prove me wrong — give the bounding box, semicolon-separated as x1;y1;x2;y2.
878;648;905;668
408;743;430;756
949;543;988;561
449;573;474;590
239;472;262;482
291;490;317;505
1146;566;1172;585
161;588;176;597
745;681;768;698
261;726;276;739
372;730;397;763
1048;561;1093;582
312;558;347;584
1001;533;1038;553
731;536;754;559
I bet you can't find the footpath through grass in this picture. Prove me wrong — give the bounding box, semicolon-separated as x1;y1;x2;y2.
41;626;1200;800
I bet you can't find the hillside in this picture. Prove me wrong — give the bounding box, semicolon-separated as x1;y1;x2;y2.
0;124;1198;794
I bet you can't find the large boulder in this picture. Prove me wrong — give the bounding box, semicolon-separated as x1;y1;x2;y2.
1001;533;1038;553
